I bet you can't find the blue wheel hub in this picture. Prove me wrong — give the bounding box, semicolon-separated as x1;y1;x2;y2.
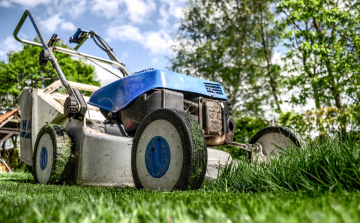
40;147;48;170
145;136;171;178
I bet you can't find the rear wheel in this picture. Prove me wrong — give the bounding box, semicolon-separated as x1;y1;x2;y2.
33;125;73;184
131;109;207;191
249;126;304;162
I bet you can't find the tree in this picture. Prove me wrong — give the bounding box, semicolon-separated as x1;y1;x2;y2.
170;0;283;116
277;0;360;135
0;41;100;111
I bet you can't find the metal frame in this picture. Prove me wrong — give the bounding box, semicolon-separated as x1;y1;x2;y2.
13;10;131;79
14;10;73;95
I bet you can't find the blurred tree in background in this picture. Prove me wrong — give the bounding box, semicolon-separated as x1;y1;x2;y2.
172;0;360;139
0;41;100;111
278;0;360;136
171;0;284;117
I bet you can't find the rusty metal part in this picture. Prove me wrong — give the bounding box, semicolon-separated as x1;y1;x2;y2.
231;142;252;152
231;142;262;153
188;97;232;143
252;143;263;153
198;97;203;129
204;100;222;135
206;134;226;146
184;99;198;113
231;142;269;164
251;143;270;164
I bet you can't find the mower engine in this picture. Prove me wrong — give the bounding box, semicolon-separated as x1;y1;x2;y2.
88;68;236;146
119;91;235;145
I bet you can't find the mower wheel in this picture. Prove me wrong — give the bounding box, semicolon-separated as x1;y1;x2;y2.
33;125;73;184
131;108;207;191
249;126;304;162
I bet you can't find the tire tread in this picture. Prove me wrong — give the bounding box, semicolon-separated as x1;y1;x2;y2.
33;125;73;184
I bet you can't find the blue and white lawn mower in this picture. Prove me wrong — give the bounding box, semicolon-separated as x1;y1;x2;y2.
14;10;303;190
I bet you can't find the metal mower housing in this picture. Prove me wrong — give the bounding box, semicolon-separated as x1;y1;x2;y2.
15;9;235;189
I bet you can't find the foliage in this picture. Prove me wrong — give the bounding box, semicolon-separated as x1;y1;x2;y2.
233;116;270;143
277;0;360;134
0;41;100;111
278;110;312;137
1;173;360;222
278;107;360;138
171;0;284;116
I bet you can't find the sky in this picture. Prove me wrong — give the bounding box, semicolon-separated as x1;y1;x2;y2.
0;0;187;86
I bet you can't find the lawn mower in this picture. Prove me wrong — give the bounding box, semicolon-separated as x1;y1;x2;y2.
14;10;303;190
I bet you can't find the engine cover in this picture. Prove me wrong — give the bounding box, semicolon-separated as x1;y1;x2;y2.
88;68;227;113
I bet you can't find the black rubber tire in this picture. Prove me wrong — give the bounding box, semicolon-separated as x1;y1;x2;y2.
250;126;302;146
33;125;73;184
249;126;304;158
131;108;207;191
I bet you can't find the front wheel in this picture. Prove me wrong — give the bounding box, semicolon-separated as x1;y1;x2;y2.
131;109;207;191
33;125;73;184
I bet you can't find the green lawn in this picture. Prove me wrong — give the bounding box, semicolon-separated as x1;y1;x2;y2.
1;172;359;223
2;137;360;222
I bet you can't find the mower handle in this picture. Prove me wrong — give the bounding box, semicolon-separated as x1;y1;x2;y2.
13;10;131;78
13;10;74;95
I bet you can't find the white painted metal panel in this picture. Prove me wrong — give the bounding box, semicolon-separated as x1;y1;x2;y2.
18;88;33;165
31;89;64;153
206;148;232;180
80;127;134;186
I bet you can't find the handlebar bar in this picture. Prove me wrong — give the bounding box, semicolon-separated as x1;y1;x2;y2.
14;10;74;95
13;10;131;79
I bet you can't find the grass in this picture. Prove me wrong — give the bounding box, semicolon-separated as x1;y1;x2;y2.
1;173;360;223
212;136;360;193
1;136;360;222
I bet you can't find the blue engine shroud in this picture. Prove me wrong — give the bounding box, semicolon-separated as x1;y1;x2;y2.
88;68;228;113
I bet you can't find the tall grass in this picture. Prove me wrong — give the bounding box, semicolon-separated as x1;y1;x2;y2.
210;136;360;193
